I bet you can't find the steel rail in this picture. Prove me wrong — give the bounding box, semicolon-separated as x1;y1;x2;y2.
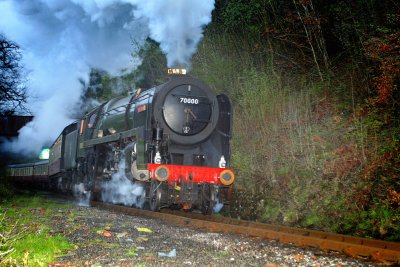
90;201;400;264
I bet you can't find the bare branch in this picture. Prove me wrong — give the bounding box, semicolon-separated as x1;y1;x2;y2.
0;34;28;115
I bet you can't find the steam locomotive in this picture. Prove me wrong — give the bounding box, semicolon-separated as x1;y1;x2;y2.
9;70;234;214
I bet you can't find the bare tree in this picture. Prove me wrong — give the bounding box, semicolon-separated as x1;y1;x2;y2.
0;34;27;116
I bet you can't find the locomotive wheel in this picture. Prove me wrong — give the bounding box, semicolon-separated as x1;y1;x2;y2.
149;180;162;211
201;184;215;215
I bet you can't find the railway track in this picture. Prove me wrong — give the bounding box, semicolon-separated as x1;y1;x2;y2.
90;201;400;264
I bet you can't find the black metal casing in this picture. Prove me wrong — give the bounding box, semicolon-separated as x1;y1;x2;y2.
150;75;232;168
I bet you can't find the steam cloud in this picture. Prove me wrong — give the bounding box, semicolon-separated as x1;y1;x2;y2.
213;190;224;214
101;156;146;208
73;182;91;207
132;0;215;67
0;0;214;155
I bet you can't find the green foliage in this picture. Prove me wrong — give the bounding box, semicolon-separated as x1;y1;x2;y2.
0;195;74;265
9;195;70;211
78;68;138;116
303;210;322;228
221;0;274;35
9;233;73;265
348;103;400;241
358;205;400;241
132;38;167;89
329;0;399;58
336;203;400;241
78;38;168;117
260;200;281;222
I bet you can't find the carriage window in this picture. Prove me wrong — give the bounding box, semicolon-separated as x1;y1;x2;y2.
88;114;97;129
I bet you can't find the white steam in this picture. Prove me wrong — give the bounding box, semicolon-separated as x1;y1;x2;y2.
0;0;214;155
73;182;91;207
101;157;146;208
213;187;224;213
131;0;215;67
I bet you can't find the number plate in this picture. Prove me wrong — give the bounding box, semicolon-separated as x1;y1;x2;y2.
180;97;199;104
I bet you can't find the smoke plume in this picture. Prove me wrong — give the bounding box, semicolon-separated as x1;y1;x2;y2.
0;0;214;155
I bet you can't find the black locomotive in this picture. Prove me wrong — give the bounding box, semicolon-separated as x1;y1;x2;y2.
9;70;234;214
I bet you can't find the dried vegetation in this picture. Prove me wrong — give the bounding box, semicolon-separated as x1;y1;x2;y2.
191;0;399;241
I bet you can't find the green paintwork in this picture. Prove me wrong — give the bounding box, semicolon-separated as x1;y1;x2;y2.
81;128;137;148
75;88;155;172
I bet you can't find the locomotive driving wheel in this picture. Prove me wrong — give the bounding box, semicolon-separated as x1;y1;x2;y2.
201;183;215;215
149;180;162;211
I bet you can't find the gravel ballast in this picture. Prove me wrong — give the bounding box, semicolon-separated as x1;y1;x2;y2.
45;201;380;267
